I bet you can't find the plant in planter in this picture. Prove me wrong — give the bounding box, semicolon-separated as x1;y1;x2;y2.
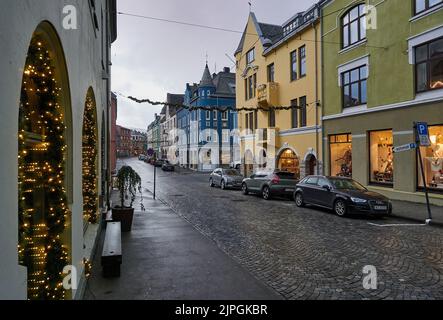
112;165;142;232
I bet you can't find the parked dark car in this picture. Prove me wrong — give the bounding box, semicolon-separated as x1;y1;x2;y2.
138;154;146;161
154;159;165;167
294;176;392;217
162;160;175;172
241;170;299;200
209;168;244;190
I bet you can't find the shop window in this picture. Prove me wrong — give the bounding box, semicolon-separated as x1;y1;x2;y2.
418;125;443;191
369;130;394;185
277;149;300;179
330;134;352;177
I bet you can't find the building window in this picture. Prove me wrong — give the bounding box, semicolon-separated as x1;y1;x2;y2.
246;48;255;65
415;0;443;15
222;130;230;143
222;111;228;120
369;130;394;185
247;74;257;100
244;79;248;100
213;110;218;120
299;46;306;77
269;109;275;127
329;134;352;177
291;99;298;128
290;50;297;81
267;63;275;82
415;37;443;93
342;65;367;108
418;125;443;192
342;4;366;49
245;112;255;132
206;110;211;120
299;96;307;127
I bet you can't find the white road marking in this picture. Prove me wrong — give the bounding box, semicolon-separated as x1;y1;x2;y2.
368;222;427;227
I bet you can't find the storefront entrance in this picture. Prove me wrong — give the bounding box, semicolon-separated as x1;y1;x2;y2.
277;149;300;179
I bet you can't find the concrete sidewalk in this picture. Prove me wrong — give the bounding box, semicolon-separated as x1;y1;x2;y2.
84;196;282;300
391;200;443;226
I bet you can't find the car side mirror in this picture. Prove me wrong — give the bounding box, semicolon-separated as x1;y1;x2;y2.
322;185;331;191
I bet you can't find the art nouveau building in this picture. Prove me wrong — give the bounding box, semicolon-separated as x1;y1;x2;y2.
235;4;323;178
322;0;443;206
0;0;117;299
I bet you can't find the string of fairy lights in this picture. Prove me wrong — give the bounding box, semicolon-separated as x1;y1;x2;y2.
82;96;99;224
18;36;69;300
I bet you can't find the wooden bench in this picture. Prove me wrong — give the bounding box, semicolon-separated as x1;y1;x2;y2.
101;221;122;278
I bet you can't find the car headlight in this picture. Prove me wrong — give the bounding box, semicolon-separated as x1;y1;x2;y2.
350;197;367;203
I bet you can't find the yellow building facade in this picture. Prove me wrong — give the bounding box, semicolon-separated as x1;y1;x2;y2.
235;5;322;179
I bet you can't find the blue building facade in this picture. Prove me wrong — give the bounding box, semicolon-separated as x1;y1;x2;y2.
178;64;237;171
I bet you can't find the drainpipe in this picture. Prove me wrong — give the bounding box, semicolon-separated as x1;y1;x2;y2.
320;5;326;176
313;15;320;175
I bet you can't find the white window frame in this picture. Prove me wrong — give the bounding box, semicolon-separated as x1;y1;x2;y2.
337;55;370;86
408;25;443;64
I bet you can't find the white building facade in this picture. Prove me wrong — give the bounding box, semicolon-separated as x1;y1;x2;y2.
0;0;117;299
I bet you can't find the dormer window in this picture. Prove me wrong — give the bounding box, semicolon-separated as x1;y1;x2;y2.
246;48;255;65
342;4;366;49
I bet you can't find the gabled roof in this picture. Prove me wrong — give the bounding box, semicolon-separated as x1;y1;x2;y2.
234;12;282;56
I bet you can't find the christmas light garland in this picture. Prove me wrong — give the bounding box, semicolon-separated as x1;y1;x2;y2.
18;36;69;300
82;96;98;224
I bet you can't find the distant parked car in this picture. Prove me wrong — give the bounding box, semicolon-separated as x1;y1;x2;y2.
241;170;299;200
162;160;175;172
209;168;244;190
154;159;165;167
138;154;146;161
294;176;392;217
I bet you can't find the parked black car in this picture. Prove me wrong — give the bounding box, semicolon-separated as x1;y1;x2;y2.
294;176;392;217
242;170;299;200
209;168;243;190
162;160;175;172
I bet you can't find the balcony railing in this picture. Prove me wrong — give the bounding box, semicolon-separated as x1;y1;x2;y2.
257;82;279;107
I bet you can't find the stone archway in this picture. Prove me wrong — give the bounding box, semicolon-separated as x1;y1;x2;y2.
17;22;72;300
82;88;98;226
305;153;317;176
276;148;300;179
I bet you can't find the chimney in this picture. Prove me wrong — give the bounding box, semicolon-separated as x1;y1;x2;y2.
224;67;230;73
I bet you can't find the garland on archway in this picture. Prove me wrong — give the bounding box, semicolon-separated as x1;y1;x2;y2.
82;96;98;224
18;36;69;300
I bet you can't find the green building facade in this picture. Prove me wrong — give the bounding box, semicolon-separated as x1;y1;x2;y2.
321;0;443;206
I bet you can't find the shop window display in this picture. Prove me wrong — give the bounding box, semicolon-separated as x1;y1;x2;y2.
419;125;443;191
278;149;300;179
369;130;394;185
330;134;352;177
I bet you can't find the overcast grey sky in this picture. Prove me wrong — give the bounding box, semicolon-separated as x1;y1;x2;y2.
113;0;317;130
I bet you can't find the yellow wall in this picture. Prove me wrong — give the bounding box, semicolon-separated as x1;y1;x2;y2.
235;14;323;174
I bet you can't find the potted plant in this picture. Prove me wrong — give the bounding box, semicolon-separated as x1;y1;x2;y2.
112;165;142;232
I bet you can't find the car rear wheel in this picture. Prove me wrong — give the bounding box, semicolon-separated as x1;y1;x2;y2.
334;199;347;217
295;192;305;207
262;186;271;200
242;183;249;195
209;178;214;188
221;180;226;190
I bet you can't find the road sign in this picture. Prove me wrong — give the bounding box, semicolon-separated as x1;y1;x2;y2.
393;143;416;153
416;122;431;146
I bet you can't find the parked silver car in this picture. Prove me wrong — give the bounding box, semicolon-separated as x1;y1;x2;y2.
209;168;244;190
242;170;299;200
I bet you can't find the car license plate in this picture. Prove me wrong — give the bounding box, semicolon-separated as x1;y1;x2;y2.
374;205;387;210
285;188;294;192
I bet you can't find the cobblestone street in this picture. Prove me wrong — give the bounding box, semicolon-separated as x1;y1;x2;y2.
124;158;443;300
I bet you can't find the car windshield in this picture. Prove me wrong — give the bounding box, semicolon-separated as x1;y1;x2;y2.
275;172;296;179
224;169;240;176
329;178;367;191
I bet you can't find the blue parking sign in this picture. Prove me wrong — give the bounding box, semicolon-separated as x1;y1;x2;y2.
416;122;431;146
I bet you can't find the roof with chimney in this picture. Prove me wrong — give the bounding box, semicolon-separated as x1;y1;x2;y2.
199;64;215;87
197;65;235;97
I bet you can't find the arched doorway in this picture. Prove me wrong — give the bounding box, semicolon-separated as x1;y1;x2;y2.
18;23;71;300
244;150;254;177
82;89;98;225
277;149;300;179
305;154;317;176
